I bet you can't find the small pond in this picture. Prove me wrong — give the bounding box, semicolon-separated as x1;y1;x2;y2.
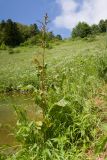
0;94;42;146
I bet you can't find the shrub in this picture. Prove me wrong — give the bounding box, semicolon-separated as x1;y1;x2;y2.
91;24;100;35
0;43;7;50
46;43;53;49
99;19;107;33
72;22;91;38
83;35;96;42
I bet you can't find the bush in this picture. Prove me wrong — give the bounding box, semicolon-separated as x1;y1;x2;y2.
99;19;107;33
72;22;91;38
0;43;7;50
46;43;53;49
22;36;37;46
83;35;96;42
91;24;100;35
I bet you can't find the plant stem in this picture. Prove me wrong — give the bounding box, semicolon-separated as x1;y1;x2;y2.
40;13;49;111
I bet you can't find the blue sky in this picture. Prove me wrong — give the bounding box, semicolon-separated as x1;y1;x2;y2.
0;0;107;38
0;0;70;37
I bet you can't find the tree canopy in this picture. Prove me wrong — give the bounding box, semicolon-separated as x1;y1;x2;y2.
72;22;91;38
0;19;62;47
72;19;107;38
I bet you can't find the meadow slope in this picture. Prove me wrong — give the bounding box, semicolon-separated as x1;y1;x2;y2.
0;34;107;159
0;34;107;93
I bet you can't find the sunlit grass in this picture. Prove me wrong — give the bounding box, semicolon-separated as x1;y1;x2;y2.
0;34;106;92
0;33;107;160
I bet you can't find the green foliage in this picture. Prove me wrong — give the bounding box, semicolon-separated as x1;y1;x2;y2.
99;19;107;33
56;34;62;40
0;33;107;93
83;35;96;42
20;36;37;46
0;33;107;159
0;19;62;48
72;19;107;39
0;42;7;50
0;19;40;47
91;24;100;35
0;154;6;160
46;43;53;49
95;135;107;153
2;52;107;159
7;48;20;54
98;53;107;82
72;22;91;38
47;31;55;41
1;19;22;47
17;23;39;43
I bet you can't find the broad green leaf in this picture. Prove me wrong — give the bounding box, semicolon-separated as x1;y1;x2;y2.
55;99;69;107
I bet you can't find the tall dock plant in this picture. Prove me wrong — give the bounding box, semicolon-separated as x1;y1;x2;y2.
34;13;49;116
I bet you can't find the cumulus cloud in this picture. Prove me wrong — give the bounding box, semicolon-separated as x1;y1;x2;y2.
54;0;107;30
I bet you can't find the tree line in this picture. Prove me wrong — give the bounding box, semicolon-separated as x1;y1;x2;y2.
0;19;62;47
72;19;107;38
0;19;107;47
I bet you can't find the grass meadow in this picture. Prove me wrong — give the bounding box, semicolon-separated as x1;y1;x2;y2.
0;34;106;93
0;34;107;159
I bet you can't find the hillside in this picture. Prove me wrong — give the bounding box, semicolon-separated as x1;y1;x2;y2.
0;33;107;92
0;33;107;159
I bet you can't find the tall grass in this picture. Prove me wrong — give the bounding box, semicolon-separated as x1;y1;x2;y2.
0;20;107;159
0;52;107;159
0;33;106;93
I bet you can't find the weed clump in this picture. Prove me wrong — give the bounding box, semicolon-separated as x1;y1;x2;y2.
0;43;7;50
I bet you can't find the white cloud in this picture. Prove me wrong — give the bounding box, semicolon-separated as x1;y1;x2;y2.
56;0;78;13
54;0;107;30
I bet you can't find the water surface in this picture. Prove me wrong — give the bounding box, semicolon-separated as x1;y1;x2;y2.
0;94;39;146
